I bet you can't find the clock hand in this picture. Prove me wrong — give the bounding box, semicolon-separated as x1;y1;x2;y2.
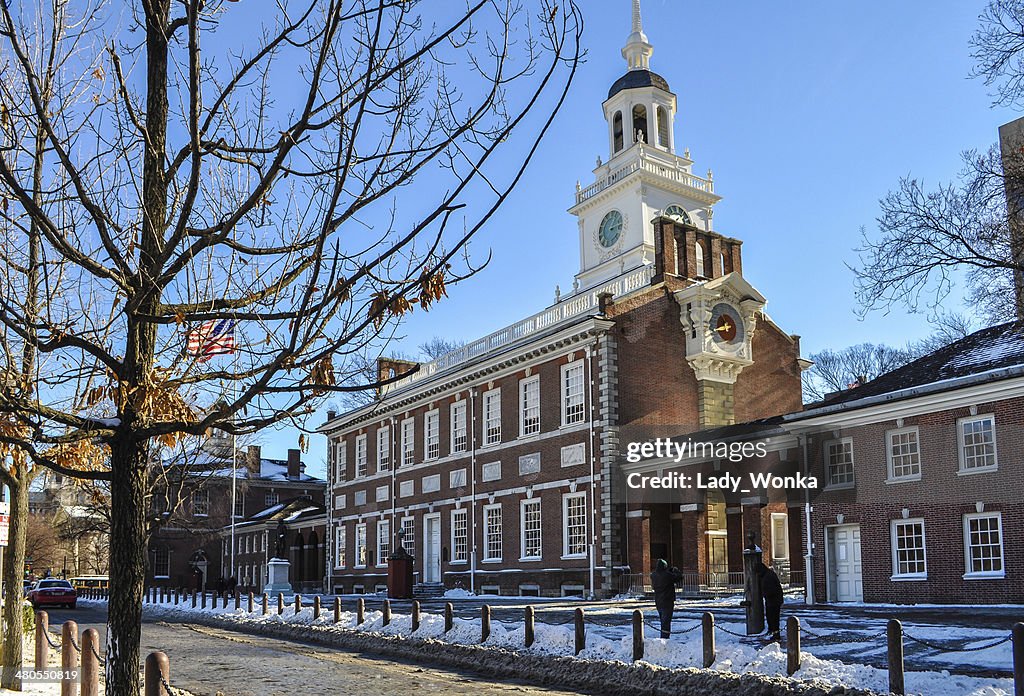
715;321;732;333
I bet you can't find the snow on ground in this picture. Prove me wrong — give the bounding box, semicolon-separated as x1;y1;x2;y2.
89;596;1015;696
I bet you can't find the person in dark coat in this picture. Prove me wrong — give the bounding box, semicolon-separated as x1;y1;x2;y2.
757;563;785;640
650;558;683;639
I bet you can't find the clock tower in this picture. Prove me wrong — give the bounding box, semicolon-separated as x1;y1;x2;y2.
569;0;721;292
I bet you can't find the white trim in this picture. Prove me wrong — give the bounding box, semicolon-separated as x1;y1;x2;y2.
422;512;442;583
519;375;541;438
354;523;367;569
483;388;502;446
450;400;468;455
770;512;789;561
823;437;855;490
355;433;368;478
376;519;391;568
424;409;440;461
400;417;415;467
450;507;468;564
482;503;503;562
957;413;998;474
376;425;391;473
519;497;542;561
562;492;587;559
885;426;921;483
889;518;927;580
963;511;1005;579
561;362;586;427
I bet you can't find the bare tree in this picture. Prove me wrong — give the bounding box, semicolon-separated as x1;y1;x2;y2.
24;513;64;578
418;335;466;359
0;1;581;693
803;343;914;402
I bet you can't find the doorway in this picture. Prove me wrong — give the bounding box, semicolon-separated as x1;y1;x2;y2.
423;513;442;584
826;524;863;602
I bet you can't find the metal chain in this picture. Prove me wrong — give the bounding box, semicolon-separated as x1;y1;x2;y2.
161;674;182;696
642;618;702;634
801;627;888;645
70;634;81;653
42;630;61;649
90;644;106;667
903;632;1011;653
714;623;753;638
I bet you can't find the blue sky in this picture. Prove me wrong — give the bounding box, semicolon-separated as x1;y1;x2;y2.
266;0;1017;477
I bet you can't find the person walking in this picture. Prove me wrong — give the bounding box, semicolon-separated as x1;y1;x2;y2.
650;558;682;639
757;562;784;641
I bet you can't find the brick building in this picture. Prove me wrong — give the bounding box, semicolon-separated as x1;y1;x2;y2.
318;2;807;598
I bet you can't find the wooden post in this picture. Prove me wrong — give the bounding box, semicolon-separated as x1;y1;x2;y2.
357;597;365;625
295;594;302;615
525;606;535;648
444;602;453;633
262;593;269;615
248;591;254;613
313;595;321;621
574;608;585;655
173;589;179;605
191;590;197;608
411;601;420;632
143;651;170;696
213;591;219;610
1013;622;1024;696
80;628;100;696
277;592;284;615
887;619;904;696
34;611;48;671
382;599;391;626
786;616;801;676
632;610;644;662
481;605;491;643
234;590;240;611
333;596;341;623
60;620;77;696
702;612;715;669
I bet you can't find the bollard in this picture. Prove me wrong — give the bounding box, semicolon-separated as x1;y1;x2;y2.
411;601;420;632
80;628;100;696
61;620;78;696
702;612;715;668
333;596;341;623
314;596;321;621
234;590;240;611
525;606;535;648
201;591;207;610
444;602;453;634
143;651;170;696
786;616;801;676
632;609;644;662
481;605;491;643
162;587;167;604
295;594;303;616
34;611;48;671
382;599;391;626
262;593;269;616
174;589;179;605
248;591;254;613
192;590;197;608
574;608;585;655
1013;622;1024;696
887;619;904;696
278;593;284;615
357;597;365;625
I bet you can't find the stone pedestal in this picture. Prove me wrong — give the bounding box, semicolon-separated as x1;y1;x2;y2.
742;534;764;635
388;552;414;599
263;557;292;594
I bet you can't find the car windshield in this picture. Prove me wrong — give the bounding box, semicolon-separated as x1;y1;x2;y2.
37;580;72;588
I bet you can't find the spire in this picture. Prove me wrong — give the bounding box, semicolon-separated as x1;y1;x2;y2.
622;0;653;71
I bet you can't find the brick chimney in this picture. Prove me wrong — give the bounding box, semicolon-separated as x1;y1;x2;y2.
246;445;262;476
287;449;301;480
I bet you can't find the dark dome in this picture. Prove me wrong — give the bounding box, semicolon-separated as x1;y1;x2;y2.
607;69;671;99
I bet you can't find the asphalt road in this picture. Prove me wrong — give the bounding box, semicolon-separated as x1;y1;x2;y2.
41;604;595;696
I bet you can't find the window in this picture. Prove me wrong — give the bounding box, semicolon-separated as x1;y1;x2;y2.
192;489;209;517
964;512;1004;578
334;440;347;483
334;526;346;568
483;504;502;561
887;427;921;481
483;389;501;445
612;111;623;152
521;499;542;560
401;418;415;466
262;532;267;552
481;461;501;482
377;520;390;567
422;474;440;493
450;401;467;454
355;524;367;568
890;519;927;579
520;376;540;437
631;104;647;143
825;438;855;488
401;517;415;556
449;468;467;488
657;105;669;148
375;485;389;502
265;491;279;508
451;509;468;563
233;493;245;518
153;547;170;578
355;434;368;478
563;493;587;558
424;410;440;460
959;415;997;472
562;363;585;425
377;425;391;472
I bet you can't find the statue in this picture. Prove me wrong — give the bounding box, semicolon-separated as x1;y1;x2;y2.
274;520;287;559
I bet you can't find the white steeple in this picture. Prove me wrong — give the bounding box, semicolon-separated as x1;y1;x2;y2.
622;0;653;71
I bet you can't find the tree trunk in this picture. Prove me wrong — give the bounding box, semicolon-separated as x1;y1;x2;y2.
1;476;30;689
105;439;149;696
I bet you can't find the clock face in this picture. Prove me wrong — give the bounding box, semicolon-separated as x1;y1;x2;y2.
709;303;743;346
598;210;623;248
664;204;692;225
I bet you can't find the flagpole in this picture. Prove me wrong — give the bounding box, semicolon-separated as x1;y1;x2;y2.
230;345;238;581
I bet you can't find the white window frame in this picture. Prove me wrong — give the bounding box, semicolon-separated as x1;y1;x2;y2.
520;498;542;561
233;492;245;519
192;489;209;517
482;503;503;562
483;389;501;446
886;426;922;482
450;508;468;564
401;418;415;467
562;492;587;559
519;376;541;437
334;526;346;569
354;523;368;569
958;414;997;474
824;437;855;489
334;441;347;483
153;547;170;579
355;434;368;478
770;512;789;561
377;425;391;472
963;512;1005;579
561;362;586;426
450;401;467;454
890;518;927;580
376;519;390;568
424;409;440;460
401;517;415;557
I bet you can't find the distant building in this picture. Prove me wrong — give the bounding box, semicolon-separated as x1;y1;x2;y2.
29;471;109;577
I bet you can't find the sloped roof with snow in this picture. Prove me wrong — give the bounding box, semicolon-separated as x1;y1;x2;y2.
162;448;323;484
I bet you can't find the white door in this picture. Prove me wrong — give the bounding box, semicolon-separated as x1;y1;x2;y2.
424;514;441;583
830;525;863;602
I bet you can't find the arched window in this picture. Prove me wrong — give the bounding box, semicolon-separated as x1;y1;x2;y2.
632;105;647;144
695;241;706;278
657;106;669;148
720;253;727;277
613;112;623;153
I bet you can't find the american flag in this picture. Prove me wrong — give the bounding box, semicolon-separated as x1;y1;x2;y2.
186;319;237;362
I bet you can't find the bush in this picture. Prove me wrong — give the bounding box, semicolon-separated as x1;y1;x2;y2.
22;600;35;635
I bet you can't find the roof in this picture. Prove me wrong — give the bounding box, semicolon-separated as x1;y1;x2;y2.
232;497;325;529
608;69;671;99
162;447;324;484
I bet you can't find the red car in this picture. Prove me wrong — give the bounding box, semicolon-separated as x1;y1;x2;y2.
29;579;77;609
